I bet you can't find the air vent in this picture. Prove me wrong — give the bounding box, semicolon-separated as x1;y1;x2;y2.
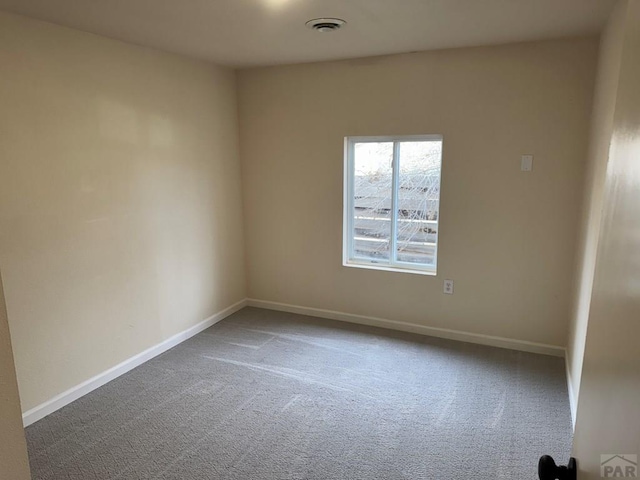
305;18;346;33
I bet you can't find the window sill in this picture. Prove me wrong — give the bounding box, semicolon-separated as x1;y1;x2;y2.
343;261;437;276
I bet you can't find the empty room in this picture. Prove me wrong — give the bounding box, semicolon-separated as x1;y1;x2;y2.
1;1;639;479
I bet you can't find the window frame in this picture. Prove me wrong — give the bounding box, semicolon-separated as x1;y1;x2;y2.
343;134;443;276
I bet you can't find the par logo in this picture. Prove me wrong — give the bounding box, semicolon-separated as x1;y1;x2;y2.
601;454;638;478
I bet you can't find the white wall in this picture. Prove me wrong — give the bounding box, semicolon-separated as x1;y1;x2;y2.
0;272;31;479
572;0;640;477
566;0;627;423
238;38;597;347
0;12;247;412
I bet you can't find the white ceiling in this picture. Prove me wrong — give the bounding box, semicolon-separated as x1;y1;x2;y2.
0;0;617;68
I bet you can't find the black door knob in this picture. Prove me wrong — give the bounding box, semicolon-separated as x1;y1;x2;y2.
538;455;577;480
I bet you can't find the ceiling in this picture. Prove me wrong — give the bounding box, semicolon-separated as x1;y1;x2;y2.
0;0;617;68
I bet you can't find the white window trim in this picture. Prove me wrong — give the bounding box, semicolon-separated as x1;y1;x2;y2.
343;134;443;276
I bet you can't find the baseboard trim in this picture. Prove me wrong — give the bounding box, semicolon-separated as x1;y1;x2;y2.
22;298;248;427
565;354;577;430
247;299;566;358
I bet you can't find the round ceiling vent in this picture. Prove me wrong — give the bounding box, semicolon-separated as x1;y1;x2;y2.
305;18;346;33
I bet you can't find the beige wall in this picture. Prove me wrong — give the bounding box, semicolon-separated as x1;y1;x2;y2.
238;38;597;347
572;0;640;477
566;0;626;423
0;272;31;479
0;12;246;411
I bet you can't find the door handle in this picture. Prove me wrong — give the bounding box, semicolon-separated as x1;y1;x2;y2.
538;455;577;480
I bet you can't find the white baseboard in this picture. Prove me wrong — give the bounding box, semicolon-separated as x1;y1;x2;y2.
22;298;248;427
247;299;566;358
565;354;577;430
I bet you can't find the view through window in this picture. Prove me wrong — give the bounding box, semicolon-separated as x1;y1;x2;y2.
344;136;443;274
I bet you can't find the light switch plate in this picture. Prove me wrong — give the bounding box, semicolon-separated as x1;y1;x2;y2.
521;154;533;172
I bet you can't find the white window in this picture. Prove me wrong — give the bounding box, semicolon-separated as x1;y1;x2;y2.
343;135;443;275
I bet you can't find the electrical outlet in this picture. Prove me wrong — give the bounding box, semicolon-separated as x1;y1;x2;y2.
521;154;533;172
444;279;454;295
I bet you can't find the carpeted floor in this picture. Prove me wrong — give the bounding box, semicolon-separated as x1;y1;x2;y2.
26;307;573;479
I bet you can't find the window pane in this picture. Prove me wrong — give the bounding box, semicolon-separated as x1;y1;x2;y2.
353;142;393;262
396;141;442;265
